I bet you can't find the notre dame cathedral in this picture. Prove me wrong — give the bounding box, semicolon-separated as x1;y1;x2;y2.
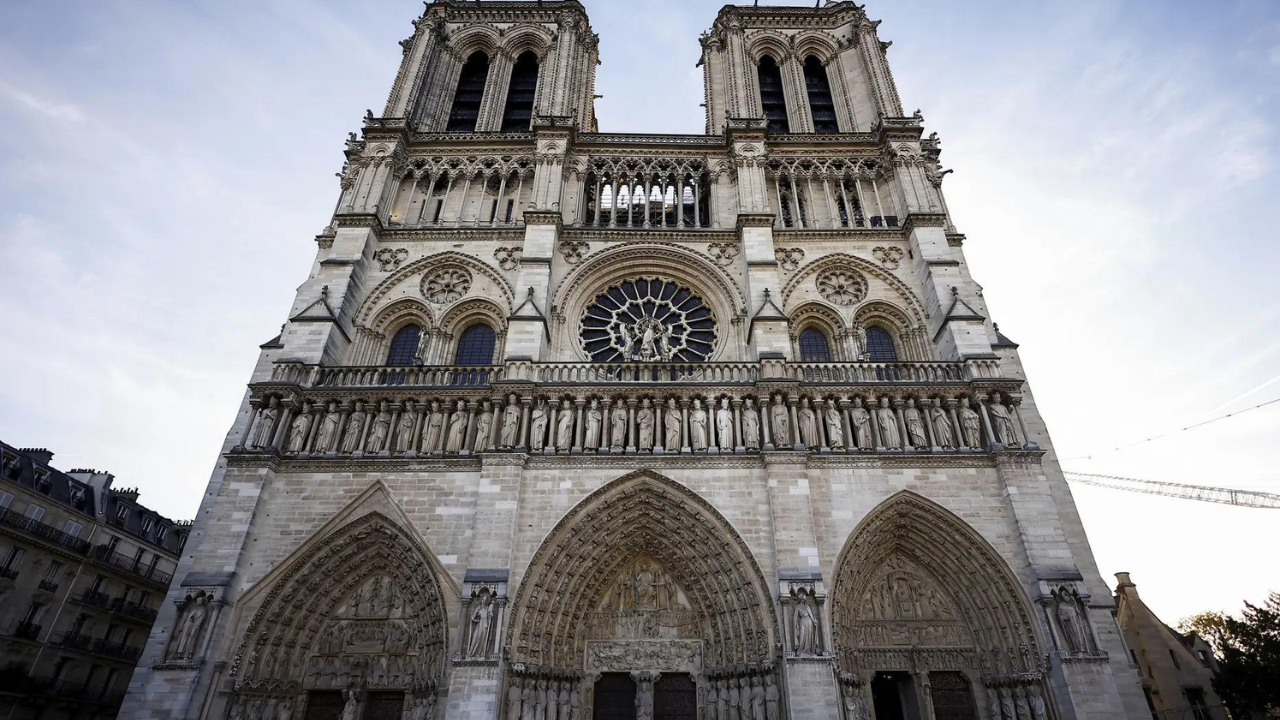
120;2;1148;720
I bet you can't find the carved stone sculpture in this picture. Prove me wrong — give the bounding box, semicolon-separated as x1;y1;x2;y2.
770;394;790;447
637;398;654;451
341;689;360;720
278;699;294;720
366;400;392;452
474;401;494;452
904;398;928;447
689;399;708;452
521;680;536;720
718;680;730;720
421;400;444;453
530;399;549;452
558;681;571;720
248;397;279;450
851;398;873;450
392;400;416;453
664;398;682;450
742;398;760;450
797;397;819;449
445;400;467;453
825;402;844;450
988;392;1020;447
467;592;493;658
1056;589;1090;653
794;590;819;654
556;400;574;451
315;400;341;453
584;398;602;449
751;676;766;720
341;401;367;453
764;676;780;720
506;679;524;720
636;675;654;720
716;398;734;451
602;403;624;451
876;397;901;449
167;592;210;660
930;401;955;449
960;402;982;449
286;402;313;453
500;394;521;448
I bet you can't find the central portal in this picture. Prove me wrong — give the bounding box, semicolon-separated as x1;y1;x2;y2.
593;674;637;720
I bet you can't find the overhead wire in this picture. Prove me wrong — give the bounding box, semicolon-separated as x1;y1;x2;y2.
1061;396;1280;462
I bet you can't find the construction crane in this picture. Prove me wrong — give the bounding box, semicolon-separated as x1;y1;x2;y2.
1064;471;1280;509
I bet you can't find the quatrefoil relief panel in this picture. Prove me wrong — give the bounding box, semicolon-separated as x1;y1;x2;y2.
816;267;868;306
421;267;472;305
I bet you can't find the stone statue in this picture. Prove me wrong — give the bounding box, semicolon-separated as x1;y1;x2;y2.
556;400;574;451
794;590;818;654
392;400;416;453
533;680;547;720
728;678;742;717
421;400;444;453
855;325;868;360
474;401;494;452
366;400;392;452
851;398;874;450
413;327;432;365
751;676;766;720
704;682;719;720
467;592;493;658
441;400;464;453
569;685;582;720
904;398;928;447
716;398;734;451
636;675;654;720
228;699;246;720
742;398;760;451
764;676;780;720
315;400;341;453
530;399;548;451
341;689;360;720
168;592;209;659
876;397;901;449
286;402;313;453
930;401;955;449
278;700;294;720
627;398;650;451
341;401;367;452
988;393;1020;447
1056;592;1088;653
664;398;682;450
717;680;730;720
825;401;844;450
770;394;790;447
521;679;536;720
248;397;280;449
584;398;602;449
797;397;819;449
558;681;571;720
610;402;628;450
500;394;521;448
689;399;708;451
954;404;979;450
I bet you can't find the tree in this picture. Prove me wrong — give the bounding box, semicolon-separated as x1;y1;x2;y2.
1181;593;1280;719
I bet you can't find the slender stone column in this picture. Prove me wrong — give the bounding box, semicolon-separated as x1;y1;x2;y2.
518;399;531;453
894;398;911;451
732;398;744;453
788;398;802;451
572;398;585;453
761;396;774;451
680;398;691;454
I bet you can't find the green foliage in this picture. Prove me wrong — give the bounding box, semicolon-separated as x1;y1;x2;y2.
1186;593;1280;719
1178;610;1231;659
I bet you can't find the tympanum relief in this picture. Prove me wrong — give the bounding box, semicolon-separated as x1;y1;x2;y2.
591;556;696;641
851;556;969;649
301;573;425;692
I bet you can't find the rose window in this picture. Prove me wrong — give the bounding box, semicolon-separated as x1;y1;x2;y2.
422;268;472;304
816;268;868;306
580;278;717;362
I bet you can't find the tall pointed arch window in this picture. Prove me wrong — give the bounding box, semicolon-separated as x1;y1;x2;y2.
501;51;539;132
386;325;422;366
798;328;832;361
757;55;789;133
447;51;490;132
865;326;898;362
455;324;497;366
803;56;839;133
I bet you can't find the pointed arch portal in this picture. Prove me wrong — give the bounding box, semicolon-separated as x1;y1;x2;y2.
830;492;1049;720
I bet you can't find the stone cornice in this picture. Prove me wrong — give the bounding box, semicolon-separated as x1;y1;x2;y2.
737;213;777;229
771;228;904;242
380;227;526;242
561;227;735;242
333;213;384;232
902;213;948;233
522;211;562;227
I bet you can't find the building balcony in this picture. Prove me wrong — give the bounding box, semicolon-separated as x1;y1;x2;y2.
37;578;59;593
77;588;110;608
0;669;125;706
110;596;159;623
0;567;17;581
0;507;92;555
12;620;42;640
90;545;173;587
238;357;1036;459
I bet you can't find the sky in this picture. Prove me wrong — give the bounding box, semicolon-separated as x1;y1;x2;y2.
1;0;1278;625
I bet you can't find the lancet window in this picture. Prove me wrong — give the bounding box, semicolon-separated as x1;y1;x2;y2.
386;325;423;366
447;51;490;132
582;164;711;229
798;328;832;362
455;324;497;366
803;56;839;133
501;51;539;132
758;55;790;133
767;161;898;230
865;326;898;362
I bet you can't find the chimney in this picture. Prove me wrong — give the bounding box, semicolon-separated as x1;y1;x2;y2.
18;448;54;466
1115;572;1137;597
67;470;115;492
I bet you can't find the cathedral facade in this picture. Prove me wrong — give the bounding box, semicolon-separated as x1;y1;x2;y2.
120;3;1147;720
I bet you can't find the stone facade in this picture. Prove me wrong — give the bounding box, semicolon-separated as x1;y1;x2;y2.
0;443;189;720
119;2;1147;719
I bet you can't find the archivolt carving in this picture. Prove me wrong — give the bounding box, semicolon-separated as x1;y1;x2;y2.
789;301;845;341
355;252;514;329
830;492;1043;678
367;298;436;336
780;253;925;324
501;23;556;58
437;297;506;337
229;512;450;693
792;31;842;64
505;471;778;672
449;24;503;61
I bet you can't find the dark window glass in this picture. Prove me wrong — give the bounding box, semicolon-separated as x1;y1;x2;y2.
386;325;422;367
865;326;898;362
804;56;839;132
447;52;489;132
758;56;789;133
799;328;832;361
501;52;539;132
455;324;496;366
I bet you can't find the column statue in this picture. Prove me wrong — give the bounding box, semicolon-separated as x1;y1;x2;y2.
904;398;928;447
392;400;416;453
797;397;819;449
825;401;845;450
248;397;280;450
876;397;901;449
664;398;682;450
365;400;392;452
851;398;874;450
610;402;628;450
529;398;549;452
286;402;314;453
474;400;494;453
716;398;734;451
556;399;574;452
500;394;521;448
637;398;655;451
340;401;367;453
445;400;467;453
315;400;341;453
742;398;761;451
689;399;709;451
421;400;444;453
770;394;790;446
930;401;955;449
